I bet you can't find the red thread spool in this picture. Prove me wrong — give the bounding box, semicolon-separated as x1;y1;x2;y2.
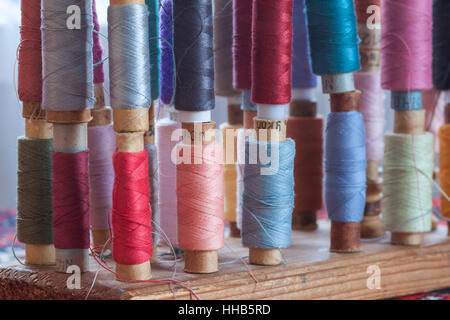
251;0;293;104
112;150;153;266
233;0;253;90
53;151;90;250
18;0;42;102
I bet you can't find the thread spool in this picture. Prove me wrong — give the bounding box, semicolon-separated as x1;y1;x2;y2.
290;0;321;231
89;0;114;251
381;0;433;245
242;0;295;266
305;0;365;252
17;0;55;265
220;103;242;237
156;116;180;247
174;0;223;273
160;0;174;105
108;0;152;280
41;0;94;272
433;0;450;234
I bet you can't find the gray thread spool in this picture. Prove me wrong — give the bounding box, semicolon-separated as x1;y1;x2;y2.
108;5;151;110
42;0;95;112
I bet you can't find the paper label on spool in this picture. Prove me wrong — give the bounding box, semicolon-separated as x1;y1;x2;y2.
254;118;287;142
391;91;422;110
357;23;380;72
322;73;355;94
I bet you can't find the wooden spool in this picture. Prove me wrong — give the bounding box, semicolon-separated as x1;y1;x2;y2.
225;103;243;238
390;108;426;245
109;0;152;280
290;99;319;231
445;103;450;236
52;122;90;273
23;119;55;266
89;83;113;252
329;90;362;252
181;121;220;274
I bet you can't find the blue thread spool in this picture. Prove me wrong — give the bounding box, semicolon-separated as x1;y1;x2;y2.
305;0;366;252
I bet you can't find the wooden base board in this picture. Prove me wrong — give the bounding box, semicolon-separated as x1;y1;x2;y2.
1;220;449;300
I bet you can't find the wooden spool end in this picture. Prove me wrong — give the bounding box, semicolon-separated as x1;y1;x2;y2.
361;201;385;239
144;102;155;145
181;121;217;145
391;106;426;245
25;244;55;266
229;222;241;238
116;132;144;153
184;250;218;274
243;110;257;130
249;248;282;266
53;123;88;152
330;221;361;253
46;110;92;124
116;261;152;282
151;245;158;262
94;83;106;109
113;108;149;133
330;91;361;113
393;109;426;134
290;100;317;117
292;211;318;231
22;101;45;120
91;229;111;253
89;108;112;127
25;119;53;140
228;104;243;126
254;118;287;142
390;232;424;246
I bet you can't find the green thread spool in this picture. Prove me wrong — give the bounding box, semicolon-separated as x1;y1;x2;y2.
17;137;54;245
382;133;434;237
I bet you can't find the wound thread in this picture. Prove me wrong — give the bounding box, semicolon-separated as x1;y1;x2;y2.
173;0;215;111
233;0;253;91
305;0;360;75
251;0;293;104
292;0;316;89
145;143;160;245
380;0;433;91
92;0;105;84
383;133;433;232
18;0;42;103
241;139;296;249
177;143;224;251
17;137;53;245
108;5;151;109
53;151;90;250
214;0;239;97
160;0;174;105
42;0;95;112
112;150;153;265
432;0;450;90
88;125;115;230
325;112;367;223
147;0;160;100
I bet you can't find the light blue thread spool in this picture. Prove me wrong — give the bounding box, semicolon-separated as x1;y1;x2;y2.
241;139;295;250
